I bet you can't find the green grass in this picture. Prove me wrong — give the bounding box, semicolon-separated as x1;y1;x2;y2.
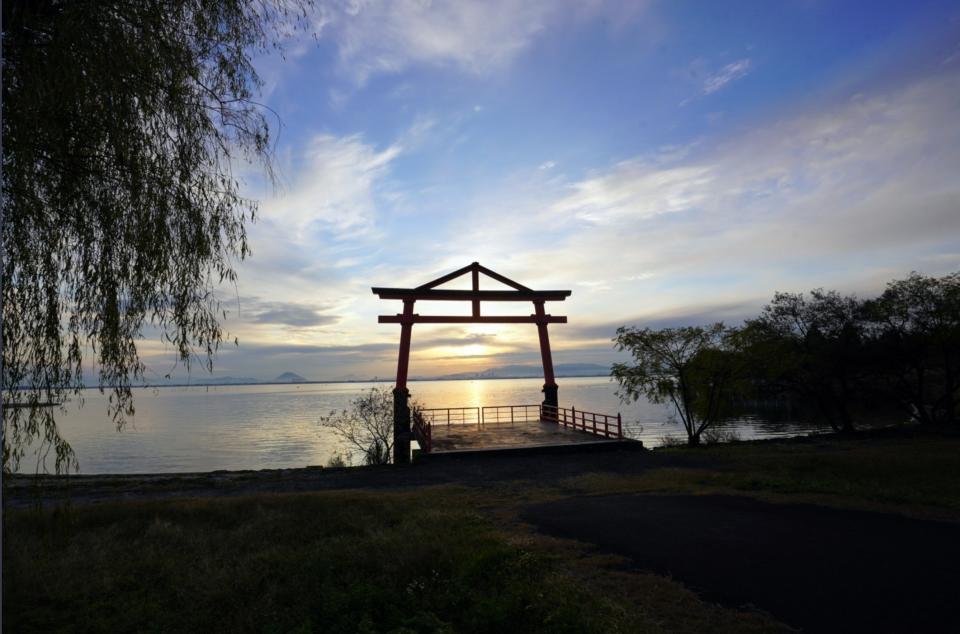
563;430;960;520
7;491;599;633
669;432;960;514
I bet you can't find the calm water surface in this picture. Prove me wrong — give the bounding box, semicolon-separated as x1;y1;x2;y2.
25;377;824;474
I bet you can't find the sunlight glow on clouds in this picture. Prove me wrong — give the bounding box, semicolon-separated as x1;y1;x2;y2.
158;1;960;382
440;70;960;359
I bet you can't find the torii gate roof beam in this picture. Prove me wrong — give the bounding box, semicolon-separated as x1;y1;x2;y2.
371;288;571;302
378;315;567;324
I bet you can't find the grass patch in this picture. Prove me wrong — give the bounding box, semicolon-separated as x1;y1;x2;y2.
562;432;960;520
691;433;960;513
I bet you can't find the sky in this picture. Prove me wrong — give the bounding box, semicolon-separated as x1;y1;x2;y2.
144;0;960;383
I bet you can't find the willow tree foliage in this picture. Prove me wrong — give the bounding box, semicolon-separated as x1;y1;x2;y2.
2;0;312;471
612;323;741;447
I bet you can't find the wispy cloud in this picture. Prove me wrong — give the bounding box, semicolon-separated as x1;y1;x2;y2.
551;163;713;224
703;58;752;94
261;133;400;240
316;0;649;84
448;69;960;334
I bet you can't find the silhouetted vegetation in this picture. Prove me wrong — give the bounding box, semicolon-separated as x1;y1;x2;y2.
2;0;313;471
615;271;960;440
320;387;395;465
863;272;960;426
738;289;867;433
613;323;743;446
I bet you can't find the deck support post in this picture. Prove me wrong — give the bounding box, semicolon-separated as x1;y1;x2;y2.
393;387;411;464
394;300;415;464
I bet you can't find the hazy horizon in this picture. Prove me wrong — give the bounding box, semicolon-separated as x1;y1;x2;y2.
105;361;614;386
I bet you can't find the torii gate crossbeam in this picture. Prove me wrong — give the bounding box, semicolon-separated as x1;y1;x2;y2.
373;262;571;463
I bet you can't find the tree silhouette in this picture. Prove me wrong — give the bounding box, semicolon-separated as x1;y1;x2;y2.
865;272;960;425
740;290;865;433
320;387;396;466
613;323;741;446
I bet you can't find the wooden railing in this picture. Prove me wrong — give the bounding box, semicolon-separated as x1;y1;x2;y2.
417;403;624;452
418;405;543;425
419;407;481;426
481;404;541;424
541;405;622;439
411;408;432;453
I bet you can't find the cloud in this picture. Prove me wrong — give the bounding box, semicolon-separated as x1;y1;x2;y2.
246;301;341;328
551;71;960;239
444;68;960;338
239;342;396;356
221;49;960;380
567;300;762;340
316;0;649;83
703;58;752;94
551;163;713;224
418;333;499;348
261;133;400;240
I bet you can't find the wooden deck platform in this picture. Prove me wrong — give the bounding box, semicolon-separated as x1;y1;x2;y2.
428;420;610;452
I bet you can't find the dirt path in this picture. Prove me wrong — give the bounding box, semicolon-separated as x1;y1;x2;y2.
522;494;960;633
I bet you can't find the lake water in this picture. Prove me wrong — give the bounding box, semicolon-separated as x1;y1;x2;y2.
19;377;825;474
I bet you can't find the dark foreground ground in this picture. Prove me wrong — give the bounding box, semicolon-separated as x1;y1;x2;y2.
523;494;960;633
7;428;960;632
6;440;655;507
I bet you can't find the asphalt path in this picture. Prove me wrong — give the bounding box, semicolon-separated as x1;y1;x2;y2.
522;494;960;633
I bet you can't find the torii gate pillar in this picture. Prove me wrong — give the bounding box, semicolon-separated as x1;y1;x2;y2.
393;300;415;464
535;300;559;410
374;263;571;464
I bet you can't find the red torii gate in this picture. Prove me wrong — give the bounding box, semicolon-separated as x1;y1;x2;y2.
373;262;571;463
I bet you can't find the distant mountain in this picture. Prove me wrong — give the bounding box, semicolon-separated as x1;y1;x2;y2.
431;363;610;381
275;371;307;383
156;371;311;387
